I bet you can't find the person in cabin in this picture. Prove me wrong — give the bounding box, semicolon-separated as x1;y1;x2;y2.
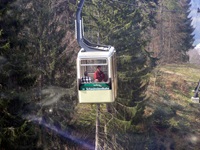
81;71;92;83
94;66;106;82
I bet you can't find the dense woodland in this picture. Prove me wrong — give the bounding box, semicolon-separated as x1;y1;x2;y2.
0;0;195;149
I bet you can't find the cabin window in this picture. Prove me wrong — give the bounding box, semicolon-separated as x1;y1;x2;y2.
80;59;108;83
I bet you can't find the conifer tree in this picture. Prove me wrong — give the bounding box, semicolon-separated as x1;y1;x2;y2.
0;1;38;149
177;0;195;61
1;0;78;149
82;0;157;149
148;0;194;63
16;0;78;149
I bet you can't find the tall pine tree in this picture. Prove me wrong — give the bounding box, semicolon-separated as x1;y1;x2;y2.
16;0;78;149
81;0;157;149
0;1;38;149
148;0;194;63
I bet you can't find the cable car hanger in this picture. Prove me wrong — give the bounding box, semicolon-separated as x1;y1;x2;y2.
76;0;111;52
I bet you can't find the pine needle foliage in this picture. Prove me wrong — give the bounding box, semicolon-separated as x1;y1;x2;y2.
148;0;194;63
0;1;38;149
81;0;157;149
1;0;78;149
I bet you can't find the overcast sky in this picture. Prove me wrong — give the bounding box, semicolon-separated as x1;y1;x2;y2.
190;0;200;45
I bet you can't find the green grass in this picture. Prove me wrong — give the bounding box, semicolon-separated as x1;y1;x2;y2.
72;63;200;149
158;63;200;82
146;63;200;149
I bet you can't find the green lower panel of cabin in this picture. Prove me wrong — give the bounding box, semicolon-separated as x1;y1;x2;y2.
80;83;111;91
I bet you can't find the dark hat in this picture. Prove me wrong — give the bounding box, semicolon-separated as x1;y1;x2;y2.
84;71;88;76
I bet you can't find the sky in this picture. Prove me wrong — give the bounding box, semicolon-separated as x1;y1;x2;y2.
190;0;200;45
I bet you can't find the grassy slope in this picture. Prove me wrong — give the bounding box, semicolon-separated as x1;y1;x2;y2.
71;63;200;149
145;63;200;150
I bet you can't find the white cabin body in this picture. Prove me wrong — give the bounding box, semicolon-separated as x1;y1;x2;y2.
77;47;117;103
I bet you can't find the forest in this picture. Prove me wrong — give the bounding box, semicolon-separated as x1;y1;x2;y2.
0;0;197;150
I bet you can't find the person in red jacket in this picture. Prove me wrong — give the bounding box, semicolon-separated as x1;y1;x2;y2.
94;66;105;82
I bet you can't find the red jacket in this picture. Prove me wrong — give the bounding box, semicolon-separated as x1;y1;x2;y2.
94;71;105;82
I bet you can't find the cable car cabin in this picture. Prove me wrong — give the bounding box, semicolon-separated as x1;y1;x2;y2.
75;0;117;103
191;80;200;103
77;47;117;103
